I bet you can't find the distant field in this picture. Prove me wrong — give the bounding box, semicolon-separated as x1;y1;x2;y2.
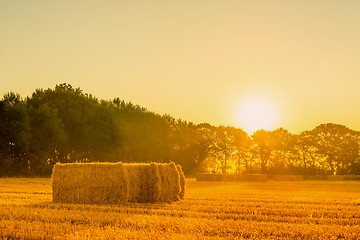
0;178;359;239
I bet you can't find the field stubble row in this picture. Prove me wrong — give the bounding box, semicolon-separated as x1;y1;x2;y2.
0;178;359;239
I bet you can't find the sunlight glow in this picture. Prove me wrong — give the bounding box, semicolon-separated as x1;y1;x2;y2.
237;97;277;133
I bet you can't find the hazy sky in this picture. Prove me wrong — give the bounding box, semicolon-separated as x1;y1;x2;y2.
1;1;360;133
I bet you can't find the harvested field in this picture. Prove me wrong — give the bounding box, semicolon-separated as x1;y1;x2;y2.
0;178;359;239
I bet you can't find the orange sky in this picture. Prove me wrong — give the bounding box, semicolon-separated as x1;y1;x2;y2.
1;1;360;133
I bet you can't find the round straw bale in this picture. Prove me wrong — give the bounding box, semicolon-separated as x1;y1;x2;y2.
274;175;304;181
157;163;181;202
242;174;267;182
327;175;344;181
176;164;186;199
52;162;182;204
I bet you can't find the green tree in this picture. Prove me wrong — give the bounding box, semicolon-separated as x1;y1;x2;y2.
270;128;296;174
293;131;324;175
308;123;360;175
0;92;30;176
28;83;111;163
167;121;212;175
210;126;237;174
228;127;252;174
251;129;275;173
26;102;66;175
113;100;170;164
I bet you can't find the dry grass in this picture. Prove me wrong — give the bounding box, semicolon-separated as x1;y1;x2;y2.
0;178;359;239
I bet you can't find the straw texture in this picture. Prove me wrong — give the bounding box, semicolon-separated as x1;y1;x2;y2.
52;162;185;204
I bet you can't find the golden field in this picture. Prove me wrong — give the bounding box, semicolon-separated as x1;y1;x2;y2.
0;178;359;239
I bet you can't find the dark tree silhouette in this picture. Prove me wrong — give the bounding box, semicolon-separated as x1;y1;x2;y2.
307;123;360;175
1;84;360;177
251;129;275;173
0;93;30;176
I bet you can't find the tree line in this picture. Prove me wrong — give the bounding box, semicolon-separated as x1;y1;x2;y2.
1;83;359;176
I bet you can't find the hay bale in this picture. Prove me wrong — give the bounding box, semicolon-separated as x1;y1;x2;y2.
242;174;268;182
157;162;181;202
52;162;129;204
343;175;360;181
176;164;186;199
123;163;163;203
274;175;304;181
235;174;243;181
215;174;224;181
303;175;327;180
196;173;212;181
52;162;183;204
196;173;267;182
223;174;236;181
327;175;344;181
196;173;226;181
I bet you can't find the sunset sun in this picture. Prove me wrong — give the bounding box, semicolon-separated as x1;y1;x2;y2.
237;97;277;133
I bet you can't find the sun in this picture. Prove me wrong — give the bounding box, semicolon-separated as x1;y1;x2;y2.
237;97;277;134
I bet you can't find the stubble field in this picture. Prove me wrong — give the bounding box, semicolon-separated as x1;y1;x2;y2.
0;178;359;239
